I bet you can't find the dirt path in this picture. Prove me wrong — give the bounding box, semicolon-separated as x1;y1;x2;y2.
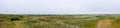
97;19;112;28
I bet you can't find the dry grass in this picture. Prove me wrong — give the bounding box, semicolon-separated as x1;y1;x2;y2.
0;14;120;28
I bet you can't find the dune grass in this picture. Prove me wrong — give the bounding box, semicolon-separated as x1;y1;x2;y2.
0;14;120;28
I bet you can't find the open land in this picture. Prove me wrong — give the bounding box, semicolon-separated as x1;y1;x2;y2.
0;14;120;28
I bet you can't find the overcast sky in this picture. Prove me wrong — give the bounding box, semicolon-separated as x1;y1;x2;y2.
0;0;120;14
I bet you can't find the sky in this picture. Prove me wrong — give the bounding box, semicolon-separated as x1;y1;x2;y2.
0;0;120;14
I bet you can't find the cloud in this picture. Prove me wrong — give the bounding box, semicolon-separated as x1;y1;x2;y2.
0;0;120;14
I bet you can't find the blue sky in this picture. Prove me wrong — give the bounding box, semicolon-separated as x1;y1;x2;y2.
0;0;120;14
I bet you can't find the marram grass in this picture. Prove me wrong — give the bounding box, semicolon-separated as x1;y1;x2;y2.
0;14;120;28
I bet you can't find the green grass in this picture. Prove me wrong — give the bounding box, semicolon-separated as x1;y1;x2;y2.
0;14;120;28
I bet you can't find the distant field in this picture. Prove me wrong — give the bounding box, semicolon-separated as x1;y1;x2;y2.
0;14;120;28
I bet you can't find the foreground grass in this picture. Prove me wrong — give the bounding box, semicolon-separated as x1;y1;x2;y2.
0;14;120;28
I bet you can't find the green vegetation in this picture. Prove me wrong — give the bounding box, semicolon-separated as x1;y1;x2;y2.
0;14;120;28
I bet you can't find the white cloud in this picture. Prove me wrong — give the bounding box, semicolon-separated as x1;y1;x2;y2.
0;0;120;14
